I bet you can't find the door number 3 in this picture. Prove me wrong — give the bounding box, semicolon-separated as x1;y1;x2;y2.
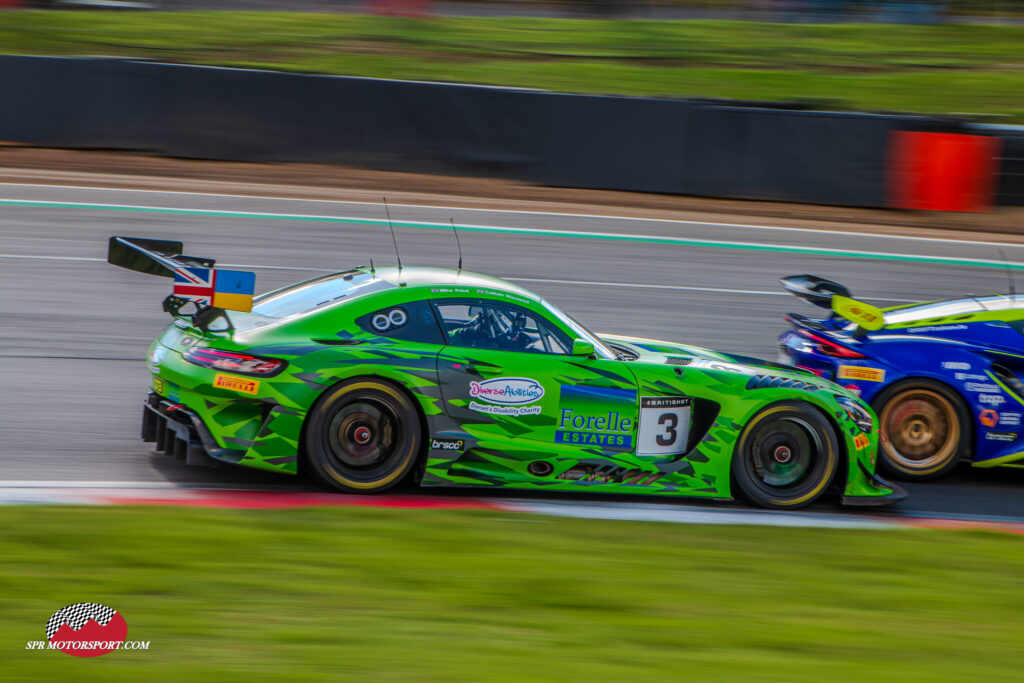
656;412;679;446
638;397;692;456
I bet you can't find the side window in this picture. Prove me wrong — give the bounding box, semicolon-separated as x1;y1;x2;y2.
435;302;570;354
356;300;445;345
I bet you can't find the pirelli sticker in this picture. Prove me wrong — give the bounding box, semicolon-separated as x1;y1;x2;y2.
213;373;260;396
837;365;885;383
152;376;166;395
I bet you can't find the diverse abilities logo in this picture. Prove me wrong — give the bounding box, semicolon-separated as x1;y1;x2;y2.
25;603;149;657
469;377;544;416
469;378;544;405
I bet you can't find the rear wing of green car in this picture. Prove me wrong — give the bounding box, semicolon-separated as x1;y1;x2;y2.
108;236;255;333
780;274;885;334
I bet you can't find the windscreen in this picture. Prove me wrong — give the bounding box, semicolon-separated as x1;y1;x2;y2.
252;271;393;319
540;299;617;360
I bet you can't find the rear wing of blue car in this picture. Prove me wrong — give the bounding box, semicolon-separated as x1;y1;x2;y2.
108;236;256;332
780;274;885;333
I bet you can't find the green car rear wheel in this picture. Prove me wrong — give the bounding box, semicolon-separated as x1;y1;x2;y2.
304;379;422;492
732;401;839;509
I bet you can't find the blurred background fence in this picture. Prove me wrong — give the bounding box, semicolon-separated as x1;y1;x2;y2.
1;55;1018;209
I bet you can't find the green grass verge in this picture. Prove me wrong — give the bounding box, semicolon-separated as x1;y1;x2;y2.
1;12;1023;121
2;505;1024;681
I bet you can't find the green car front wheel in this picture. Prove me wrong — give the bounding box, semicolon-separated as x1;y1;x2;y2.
732;402;840;509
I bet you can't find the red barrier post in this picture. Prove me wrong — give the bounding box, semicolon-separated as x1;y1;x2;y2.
887;131;1001;212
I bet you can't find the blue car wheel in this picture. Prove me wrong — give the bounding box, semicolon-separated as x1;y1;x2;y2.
873;379;969;480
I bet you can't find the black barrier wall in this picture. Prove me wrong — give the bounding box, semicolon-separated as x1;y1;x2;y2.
0;55;1009;207
0;56;547;175
992;129;1024;207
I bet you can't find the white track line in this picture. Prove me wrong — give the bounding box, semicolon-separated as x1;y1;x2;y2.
5;198;1022;268
512;277;915;302
501;500;895;529
0;480;209;488
0;253;324;272
0;480;313;490
3;182;1023;248
0;253;914;300
509;277;783;296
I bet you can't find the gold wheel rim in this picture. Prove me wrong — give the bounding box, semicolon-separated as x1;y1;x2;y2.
879;389;960;472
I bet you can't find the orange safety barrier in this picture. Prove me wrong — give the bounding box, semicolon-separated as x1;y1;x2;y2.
887;131;1001;212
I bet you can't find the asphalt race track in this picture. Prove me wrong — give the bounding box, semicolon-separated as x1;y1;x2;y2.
2;181;1022;522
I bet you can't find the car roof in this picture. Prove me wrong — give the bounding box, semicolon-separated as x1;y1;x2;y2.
359;266;541;302
884;294;1024;326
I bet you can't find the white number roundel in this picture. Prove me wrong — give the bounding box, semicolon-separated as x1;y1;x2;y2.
371;308;408;332
388;308;408;327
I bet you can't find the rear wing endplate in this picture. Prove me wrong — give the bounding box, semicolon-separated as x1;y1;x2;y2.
780;274;884;334
779;274;851;309
108;236;216;277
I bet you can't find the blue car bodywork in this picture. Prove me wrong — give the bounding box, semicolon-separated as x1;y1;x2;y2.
777;275;1024;472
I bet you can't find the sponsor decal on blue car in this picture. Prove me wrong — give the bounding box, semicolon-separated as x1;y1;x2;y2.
985;431;1018;442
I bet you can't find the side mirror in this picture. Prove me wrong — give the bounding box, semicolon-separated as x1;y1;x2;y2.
571;339;595;357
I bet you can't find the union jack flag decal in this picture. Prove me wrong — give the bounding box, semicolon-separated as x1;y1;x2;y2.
173;267;216;306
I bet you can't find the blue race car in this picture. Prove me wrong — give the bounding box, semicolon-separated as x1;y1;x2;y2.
777;274;1024;480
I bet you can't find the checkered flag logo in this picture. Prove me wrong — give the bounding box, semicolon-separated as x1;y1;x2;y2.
46;603;118;640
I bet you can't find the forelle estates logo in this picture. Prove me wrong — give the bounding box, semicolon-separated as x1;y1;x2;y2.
25;603;149;656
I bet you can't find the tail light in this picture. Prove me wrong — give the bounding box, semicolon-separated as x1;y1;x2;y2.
796;329;866;359
184;347;287;376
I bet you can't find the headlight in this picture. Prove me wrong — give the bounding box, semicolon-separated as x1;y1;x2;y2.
835;395;873;433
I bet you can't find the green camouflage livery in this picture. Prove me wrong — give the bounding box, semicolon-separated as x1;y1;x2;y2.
141;262;901;507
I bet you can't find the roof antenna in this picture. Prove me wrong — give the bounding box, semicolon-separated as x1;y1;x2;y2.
999;249;1016;298
450;218;463;272
369;258;375;277
383;196;401;271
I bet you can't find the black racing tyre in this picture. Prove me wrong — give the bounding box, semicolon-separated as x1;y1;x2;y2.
872;379;968;481
304;378;422;492
732;401;840;509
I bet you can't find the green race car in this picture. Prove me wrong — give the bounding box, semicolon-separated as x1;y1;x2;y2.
110;236;905;509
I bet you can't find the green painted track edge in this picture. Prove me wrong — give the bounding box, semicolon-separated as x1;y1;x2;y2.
4;198;1022;271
